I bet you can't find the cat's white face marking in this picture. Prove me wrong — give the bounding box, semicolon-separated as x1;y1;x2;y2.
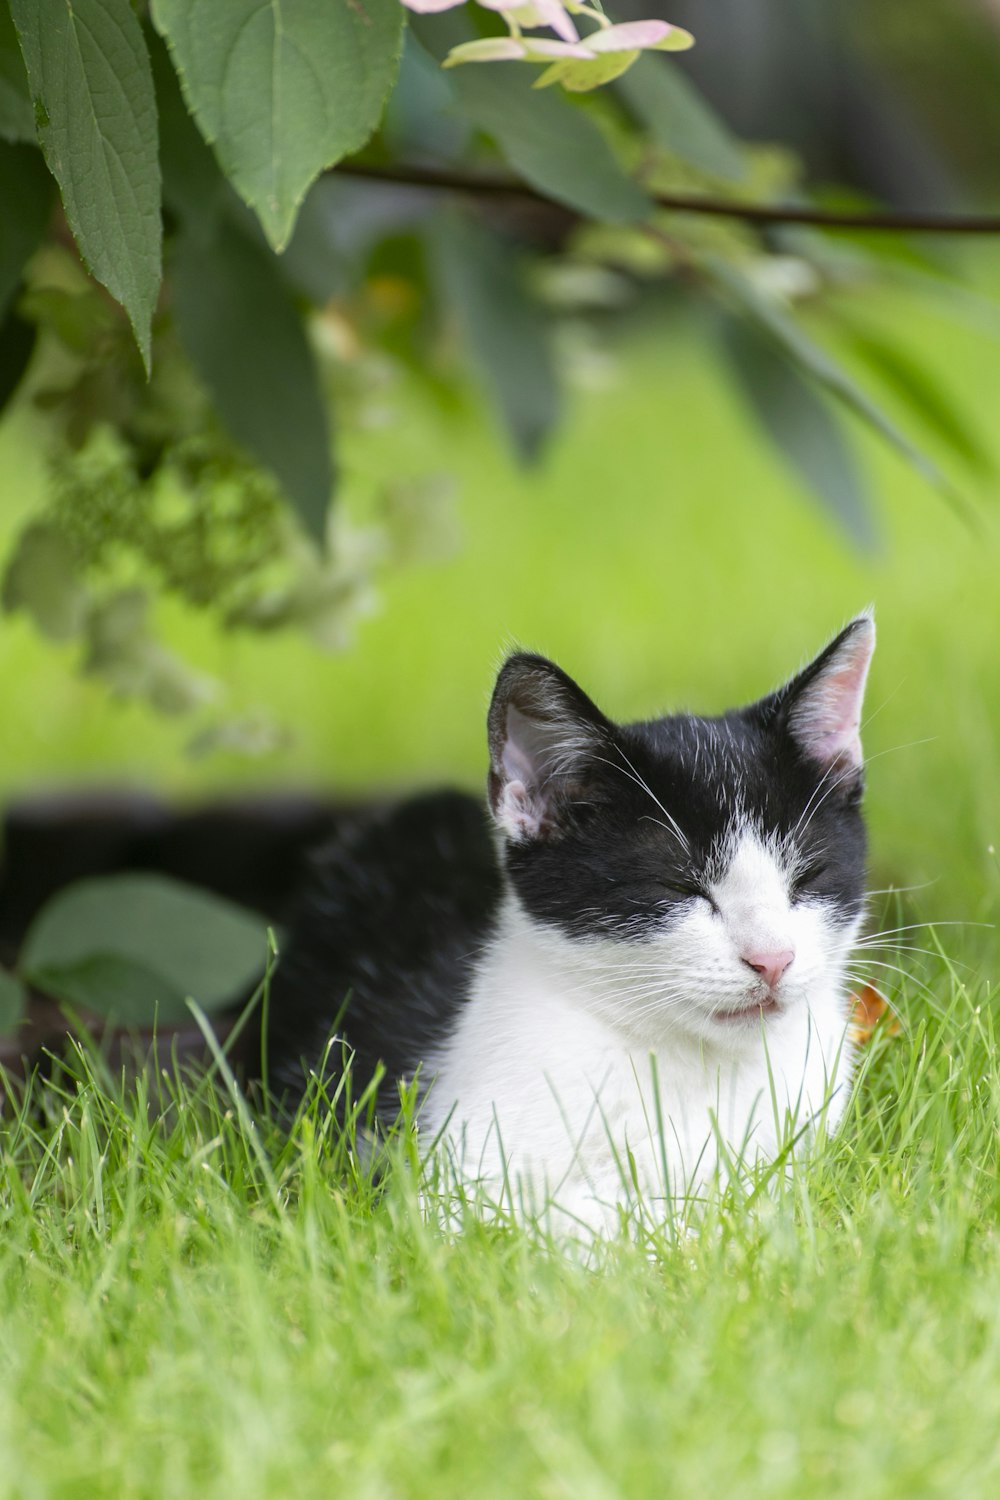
508;825;858;1053
690;828;852;1039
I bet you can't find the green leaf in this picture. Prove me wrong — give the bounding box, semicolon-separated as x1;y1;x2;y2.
704;258;946;493
843;324;994;477
534;51;639;95
454;64;651;222
150;0;404;251
30;953;186;1026
413;17;650;224
9;0;162;370
0;1;32;142
720;316;876;550
433;210;559;463
0;140;52;317
616;55;745;182
20;873;268;1023
2;521;88;639
171;214;333;542
0;967;26;1032
150;24;230;229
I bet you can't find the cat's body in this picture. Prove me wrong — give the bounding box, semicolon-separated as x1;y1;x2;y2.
266;616;875;1234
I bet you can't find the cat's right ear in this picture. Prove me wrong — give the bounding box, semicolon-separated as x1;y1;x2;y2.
773;612;876;775
487;655;611;842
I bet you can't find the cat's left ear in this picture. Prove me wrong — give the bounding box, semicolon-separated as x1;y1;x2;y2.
773;612;876;774
487;654;612;842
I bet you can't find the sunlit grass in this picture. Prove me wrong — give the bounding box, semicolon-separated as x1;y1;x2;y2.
0;943;998;1500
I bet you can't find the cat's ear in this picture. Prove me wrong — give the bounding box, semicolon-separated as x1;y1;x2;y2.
776;613;876;773
487;654;611;841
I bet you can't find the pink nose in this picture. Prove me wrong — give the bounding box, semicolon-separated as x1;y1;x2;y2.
742;948;795;991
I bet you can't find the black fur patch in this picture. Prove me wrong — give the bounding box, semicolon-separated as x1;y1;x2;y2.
262;791;500;1110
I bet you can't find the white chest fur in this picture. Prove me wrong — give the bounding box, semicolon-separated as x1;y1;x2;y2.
423;879;857;1237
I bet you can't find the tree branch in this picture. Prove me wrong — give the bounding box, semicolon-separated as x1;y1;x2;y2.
333;159;1000;235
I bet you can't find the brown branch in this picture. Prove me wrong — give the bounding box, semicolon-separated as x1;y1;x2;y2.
332;159;1000;235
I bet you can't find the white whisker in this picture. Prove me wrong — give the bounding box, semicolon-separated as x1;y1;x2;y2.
596;743;691;856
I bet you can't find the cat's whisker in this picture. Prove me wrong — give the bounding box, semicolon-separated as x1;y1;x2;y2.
853;942;975;969
859;920;993;942
845;969;947;1020
587;996;693;1023
559;976;695;1008
859;683;904;734
865;880;938;898
855;935;971;955
798;731;932;845
791;757;844;842
794;760;863;841
597;744;691;856
639;815;696;847
845;958;944;1005
862;736;938;764
848;957;919;981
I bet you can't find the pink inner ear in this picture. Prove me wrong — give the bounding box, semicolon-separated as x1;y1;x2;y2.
501;734;536;789
501;703;553;788
497;778;544;841
793;624;874;769
494;704;558;840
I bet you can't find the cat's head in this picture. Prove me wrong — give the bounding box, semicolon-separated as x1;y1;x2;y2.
486;615;875;1044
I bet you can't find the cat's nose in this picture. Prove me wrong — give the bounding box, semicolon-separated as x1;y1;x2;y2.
741;948;795;991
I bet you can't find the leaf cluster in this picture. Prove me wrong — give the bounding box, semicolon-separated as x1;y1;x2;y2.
0;0;995;734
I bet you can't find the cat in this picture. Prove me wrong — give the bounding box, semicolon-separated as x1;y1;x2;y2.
264;613;875;1237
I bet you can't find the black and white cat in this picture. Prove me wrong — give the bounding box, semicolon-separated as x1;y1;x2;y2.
266;614;875;1234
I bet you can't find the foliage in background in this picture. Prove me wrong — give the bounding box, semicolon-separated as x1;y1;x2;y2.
0;0;996;731
0;864;271;1035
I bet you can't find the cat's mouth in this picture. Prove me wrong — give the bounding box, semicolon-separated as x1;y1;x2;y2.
711;996;782;1025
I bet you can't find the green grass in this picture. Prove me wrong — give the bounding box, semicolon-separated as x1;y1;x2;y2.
0;953;997;1500
2;261;1000;1496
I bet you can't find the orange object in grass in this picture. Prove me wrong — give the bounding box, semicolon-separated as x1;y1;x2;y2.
849;983;902;1045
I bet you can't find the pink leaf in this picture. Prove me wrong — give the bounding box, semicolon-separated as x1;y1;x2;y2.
585;20;671;52
399;0;468;12
442;36;529;65
650;24;695;52
527;0;579;42
522;37;597;59
479;0;580;43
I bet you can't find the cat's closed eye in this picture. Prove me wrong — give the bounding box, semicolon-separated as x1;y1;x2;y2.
620;878;702;907
662;881;717;911
791;859;829;897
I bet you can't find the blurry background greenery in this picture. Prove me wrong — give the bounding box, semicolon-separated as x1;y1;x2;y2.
1;0;1000;930
2;266;999;923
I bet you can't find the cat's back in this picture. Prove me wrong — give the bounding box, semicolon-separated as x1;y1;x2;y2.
263;789;502;1109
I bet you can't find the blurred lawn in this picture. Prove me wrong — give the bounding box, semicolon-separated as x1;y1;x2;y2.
0;271;998;919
